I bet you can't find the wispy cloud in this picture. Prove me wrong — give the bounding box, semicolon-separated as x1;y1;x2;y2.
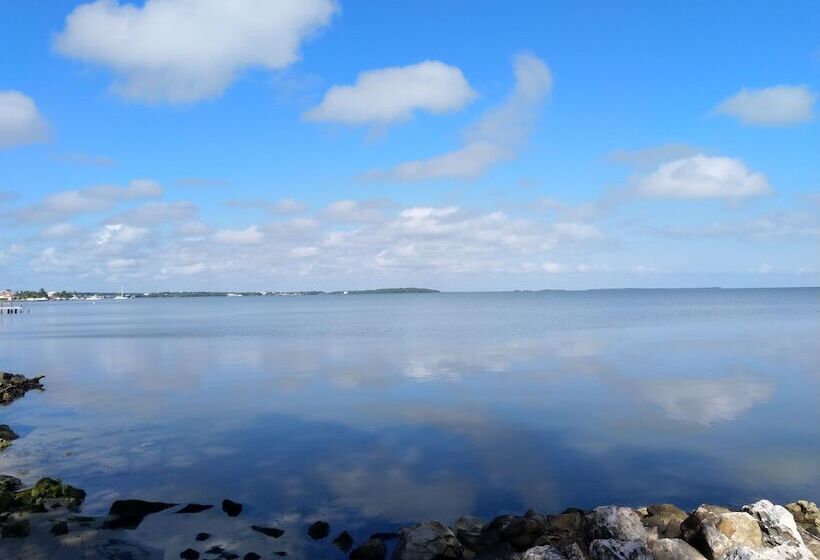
367;53;552;181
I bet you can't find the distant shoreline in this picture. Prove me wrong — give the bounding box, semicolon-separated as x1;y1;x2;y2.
3;286;820;302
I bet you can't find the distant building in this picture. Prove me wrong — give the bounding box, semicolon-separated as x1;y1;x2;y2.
0;290;13;301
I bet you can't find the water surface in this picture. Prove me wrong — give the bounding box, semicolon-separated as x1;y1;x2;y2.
1;289;818;552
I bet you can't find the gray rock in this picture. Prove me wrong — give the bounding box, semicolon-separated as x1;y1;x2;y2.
723;544;816;560
787;502;820;538
744;500;804;548
715;513;763;548
545;511;588;550
651;538;707;560
587;507;649;542
392;520;463;560
521;545;568;559
454;516;484;534
589;539;652;560
351;538;388;560
681;506;732;542
799;529;820;559
642;504;687;539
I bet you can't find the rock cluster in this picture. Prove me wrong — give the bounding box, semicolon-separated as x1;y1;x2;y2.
385;500;819;560
0;477;86;517
0;371;44;405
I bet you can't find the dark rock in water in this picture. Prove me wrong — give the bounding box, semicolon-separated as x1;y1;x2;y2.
0;425;19;450
177;503;214;514
0;475;22;492
349;538;386;560
180;549;200;559
251;525;284;538
15;477;87;512
222;499;242;517
243;553;261;560
589;539;652;560
205;545;225;554
393;520;463;559
273;553;287;558
104;499;176;529
307;520;330;539
333;530;354;551
51;521;70;536
219;553;239;560
1;518;30;538
95;538;165;559
196;532;211;541
0;372;45;405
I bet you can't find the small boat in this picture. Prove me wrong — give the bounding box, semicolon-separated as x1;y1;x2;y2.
113;286;128;300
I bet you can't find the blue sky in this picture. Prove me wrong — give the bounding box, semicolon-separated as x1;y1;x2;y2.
0;0;818;291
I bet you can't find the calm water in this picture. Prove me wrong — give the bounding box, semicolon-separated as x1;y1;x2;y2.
1;289;818;551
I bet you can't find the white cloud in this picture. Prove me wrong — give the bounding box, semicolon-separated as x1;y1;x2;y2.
107;200;198;225
370;52;552;181
322;199;387;223
635;154;771;199
304;60;475;125
14;179;163;223
54;0;337;103
227;197;306;215
213;225;264;245
716;85;815;126
0;91;48;149
751;262;773;274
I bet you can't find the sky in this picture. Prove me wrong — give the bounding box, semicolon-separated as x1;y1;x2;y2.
0;0;818;292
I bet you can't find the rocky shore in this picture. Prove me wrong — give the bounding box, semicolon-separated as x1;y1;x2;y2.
1;371;818;560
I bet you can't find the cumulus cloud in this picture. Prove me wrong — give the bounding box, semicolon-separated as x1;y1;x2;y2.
634;154;771;200
304;61;475;126
54;0;337;103
369;52;552;181
716;85;815;126
14;179;163;223
0;90;48;149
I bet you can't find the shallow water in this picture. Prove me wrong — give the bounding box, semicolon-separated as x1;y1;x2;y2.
1;289;818;550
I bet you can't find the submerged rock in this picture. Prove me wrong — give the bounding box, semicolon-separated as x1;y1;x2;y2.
307;520;330;539
1;518;31;538
350;538;387;560
51;521;70;536
195;532;210;541
333;530;354;551
243;554;261;560
104;499;176;529
221;499;242;517
180;549;200;559
392;520;463;560
177;503;213;514
250;525;284;538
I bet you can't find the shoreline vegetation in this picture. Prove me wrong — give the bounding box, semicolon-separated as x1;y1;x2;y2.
1;372;819;559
